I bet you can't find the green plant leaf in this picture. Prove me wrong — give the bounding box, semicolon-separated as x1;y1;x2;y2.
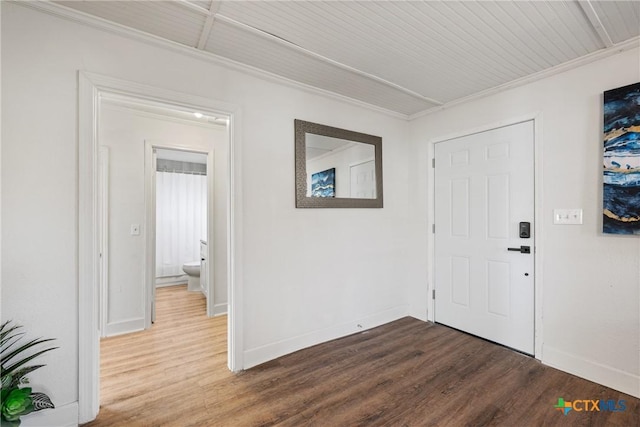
0;322;57;423
30;393;54;412
1;337;57;366
0;321;21;343
1;374;11;389
0;322;58;395
1;344;58;380
6;366;45;389
1;335;28;362
1;387;33;421
0;418;22;427
1;330;25;350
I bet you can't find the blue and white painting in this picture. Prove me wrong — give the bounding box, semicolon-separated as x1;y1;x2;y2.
311;168;335;197
603;82;640;235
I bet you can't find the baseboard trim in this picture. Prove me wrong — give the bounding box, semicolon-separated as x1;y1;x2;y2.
105;318;145;337
155;276;187;287
243;305;409;369
543;344;640;398
21;401;78;427
213;303;227;316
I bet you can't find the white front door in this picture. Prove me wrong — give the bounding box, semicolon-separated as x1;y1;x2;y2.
350;160;376;198
434;121;535;355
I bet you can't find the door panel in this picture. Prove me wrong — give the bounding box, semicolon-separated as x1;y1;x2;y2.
434;121;534;355
350;160;376;198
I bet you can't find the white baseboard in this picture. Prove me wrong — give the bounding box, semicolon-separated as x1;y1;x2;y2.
543;344;640;398
21;401;78;427
243;305;409;369
105;317;145;337
156;276;187;287
213;303;227;316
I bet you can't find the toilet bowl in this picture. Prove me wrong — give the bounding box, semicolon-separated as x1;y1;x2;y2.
182;261;201;292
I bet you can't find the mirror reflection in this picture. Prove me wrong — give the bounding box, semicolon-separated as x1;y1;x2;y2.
305;134;376;199
295;119;383;208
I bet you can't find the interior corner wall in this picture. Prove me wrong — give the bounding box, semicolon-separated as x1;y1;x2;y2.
1;2;413;420
99;105;229;336
408;46;640;398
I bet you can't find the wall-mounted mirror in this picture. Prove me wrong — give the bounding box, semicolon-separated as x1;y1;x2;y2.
295;119;383;208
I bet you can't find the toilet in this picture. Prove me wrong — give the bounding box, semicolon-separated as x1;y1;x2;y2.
182;261;201;292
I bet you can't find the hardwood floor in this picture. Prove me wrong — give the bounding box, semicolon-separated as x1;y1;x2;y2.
86;285;639;426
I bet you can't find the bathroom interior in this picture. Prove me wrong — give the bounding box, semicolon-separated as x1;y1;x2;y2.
155;148;209;305
98;97;229;338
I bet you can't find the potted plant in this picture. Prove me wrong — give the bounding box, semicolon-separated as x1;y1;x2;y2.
1;321;57;427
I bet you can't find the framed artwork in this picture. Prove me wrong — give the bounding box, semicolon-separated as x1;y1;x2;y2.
311;168;336;198
603;82;640;235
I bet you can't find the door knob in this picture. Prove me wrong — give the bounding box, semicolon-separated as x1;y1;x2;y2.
508;245;531;254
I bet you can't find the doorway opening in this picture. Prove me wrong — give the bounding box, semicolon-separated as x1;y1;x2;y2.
97;93;229;331
78;72;243;423
154;148;209;319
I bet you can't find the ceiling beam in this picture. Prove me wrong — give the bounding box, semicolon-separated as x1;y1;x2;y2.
196;1;221;50
214;13;443;106
578;0;614;48
197;16;215;50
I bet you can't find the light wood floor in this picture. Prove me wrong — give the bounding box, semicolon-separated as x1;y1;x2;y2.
86;285;639;426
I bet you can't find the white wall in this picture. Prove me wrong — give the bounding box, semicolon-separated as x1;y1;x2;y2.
1;3;412;422
409;46;640;397
99;105;229;335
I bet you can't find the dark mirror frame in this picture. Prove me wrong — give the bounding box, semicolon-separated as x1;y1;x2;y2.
295;119;383;208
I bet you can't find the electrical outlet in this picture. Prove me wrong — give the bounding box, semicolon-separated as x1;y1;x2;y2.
130;224;140;235
553;209;583;225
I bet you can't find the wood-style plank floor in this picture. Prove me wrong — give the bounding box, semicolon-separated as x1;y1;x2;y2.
86;285;639;426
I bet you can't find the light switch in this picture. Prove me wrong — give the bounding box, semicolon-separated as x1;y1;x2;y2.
130;224;140;235
553;209;583;225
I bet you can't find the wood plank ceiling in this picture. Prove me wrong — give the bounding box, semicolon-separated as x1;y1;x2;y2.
52;0;640;116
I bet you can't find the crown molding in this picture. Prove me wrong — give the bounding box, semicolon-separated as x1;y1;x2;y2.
409;36;640;120
15;1;638;122
15;1;410;120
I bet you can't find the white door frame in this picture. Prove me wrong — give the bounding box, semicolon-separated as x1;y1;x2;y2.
145;142;216;324
426;113;544;360
98;146;109;338
78;71;244;423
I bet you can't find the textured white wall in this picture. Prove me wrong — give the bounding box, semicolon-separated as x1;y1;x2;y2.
99;105;229;334
1;3;411;419
409;47;640;397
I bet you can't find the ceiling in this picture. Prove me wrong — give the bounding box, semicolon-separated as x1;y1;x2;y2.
156;148;208;164
306;133;358;161
47;0;640;116
100;92;228;126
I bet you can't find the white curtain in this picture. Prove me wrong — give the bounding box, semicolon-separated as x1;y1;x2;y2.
156;171;207;277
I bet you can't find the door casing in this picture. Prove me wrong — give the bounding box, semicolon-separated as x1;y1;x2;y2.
433;120;535;354
78;71;244;423
426;113;544;360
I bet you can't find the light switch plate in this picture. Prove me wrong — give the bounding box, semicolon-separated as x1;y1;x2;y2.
553;209;583;225
130;224;140;235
